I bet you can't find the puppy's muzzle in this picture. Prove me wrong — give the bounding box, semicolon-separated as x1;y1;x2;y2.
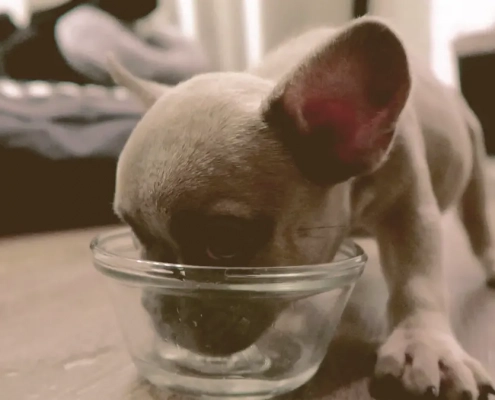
142;289;289;356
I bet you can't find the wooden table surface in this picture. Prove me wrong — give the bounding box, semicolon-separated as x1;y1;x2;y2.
1;210;495;400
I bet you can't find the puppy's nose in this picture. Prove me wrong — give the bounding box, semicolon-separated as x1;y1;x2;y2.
142;290;288;356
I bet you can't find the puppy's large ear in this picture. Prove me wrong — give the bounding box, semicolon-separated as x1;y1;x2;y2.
262;17;411;184
106;54;169;108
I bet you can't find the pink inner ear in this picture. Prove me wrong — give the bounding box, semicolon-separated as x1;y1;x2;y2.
300;96;392;164
302;97;363;162
302;97;358;137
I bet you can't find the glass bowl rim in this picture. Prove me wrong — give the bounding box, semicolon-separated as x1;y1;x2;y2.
90;227;367;283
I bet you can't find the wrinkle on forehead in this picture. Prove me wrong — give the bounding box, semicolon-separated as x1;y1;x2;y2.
154;124;294;216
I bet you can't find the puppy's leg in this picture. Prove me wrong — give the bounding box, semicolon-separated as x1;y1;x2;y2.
459;116;495;286
370;183;494;399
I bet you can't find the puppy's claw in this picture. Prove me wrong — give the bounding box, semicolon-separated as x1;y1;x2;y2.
425;385;438;398
460;390;474;400
483;259;495;289
480;384;495;395
372;325;494;400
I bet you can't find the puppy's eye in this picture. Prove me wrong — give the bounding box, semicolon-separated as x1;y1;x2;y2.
204;218;250;263
206;234;244;261
170;211;273;266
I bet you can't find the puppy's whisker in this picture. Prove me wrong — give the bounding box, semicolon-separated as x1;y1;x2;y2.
297;225;346;232
298;236;332;240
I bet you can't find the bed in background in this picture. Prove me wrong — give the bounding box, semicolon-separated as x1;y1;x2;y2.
0;80;143;236
0;0;209;236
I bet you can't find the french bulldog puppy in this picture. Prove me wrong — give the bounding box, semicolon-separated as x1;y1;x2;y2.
107;16;495;400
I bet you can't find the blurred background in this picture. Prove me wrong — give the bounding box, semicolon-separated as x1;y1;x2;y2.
0;0;495;236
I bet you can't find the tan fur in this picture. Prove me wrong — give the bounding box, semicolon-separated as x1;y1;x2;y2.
107;16;494;399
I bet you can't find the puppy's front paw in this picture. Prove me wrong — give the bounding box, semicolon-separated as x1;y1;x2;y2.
369;326;494;400
479;251;495;289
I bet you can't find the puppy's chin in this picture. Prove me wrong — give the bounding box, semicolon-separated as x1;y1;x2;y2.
142;289;290;356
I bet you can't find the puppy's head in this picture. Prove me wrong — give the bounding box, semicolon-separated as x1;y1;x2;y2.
107;17;411;355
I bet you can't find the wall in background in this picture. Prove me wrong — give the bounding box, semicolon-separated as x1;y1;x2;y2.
431;0;495;87
171;0;352;71
370;0;431;63
172;0;495;87
258;0;352;58
186;0;248;71
8;0;495;87
171;0;433;72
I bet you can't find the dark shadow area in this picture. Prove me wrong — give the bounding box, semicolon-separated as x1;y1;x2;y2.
0;149;119;236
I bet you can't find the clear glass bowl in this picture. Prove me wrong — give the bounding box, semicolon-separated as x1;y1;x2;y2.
90;227;367;400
